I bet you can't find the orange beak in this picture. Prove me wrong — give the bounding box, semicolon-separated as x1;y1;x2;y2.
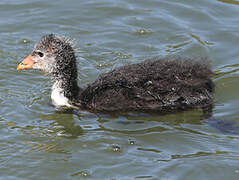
17;55;35;70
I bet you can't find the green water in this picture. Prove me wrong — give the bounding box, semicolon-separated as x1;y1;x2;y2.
1;0;239;179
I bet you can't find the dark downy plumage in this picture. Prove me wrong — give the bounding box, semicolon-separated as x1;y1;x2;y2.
17;34;215;113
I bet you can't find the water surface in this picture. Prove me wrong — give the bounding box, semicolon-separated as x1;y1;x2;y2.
1;0;239;179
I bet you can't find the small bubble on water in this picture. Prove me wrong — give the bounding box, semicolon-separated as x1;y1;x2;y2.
112;145;120;152
20;39;31;44
235;170;239;173
71;170;91;177
136;29;152;35
108;144;121;152
129;139;135;145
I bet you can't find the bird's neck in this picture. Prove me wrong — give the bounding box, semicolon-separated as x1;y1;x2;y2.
51;74;82;107
49;52;83;108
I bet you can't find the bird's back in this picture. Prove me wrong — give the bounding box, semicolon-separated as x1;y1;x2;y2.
79;57;215;113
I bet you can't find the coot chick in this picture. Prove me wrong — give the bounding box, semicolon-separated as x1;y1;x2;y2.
17;34;215;113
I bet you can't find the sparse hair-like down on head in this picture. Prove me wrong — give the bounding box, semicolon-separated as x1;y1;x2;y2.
35;34;76;52
54;34;76;48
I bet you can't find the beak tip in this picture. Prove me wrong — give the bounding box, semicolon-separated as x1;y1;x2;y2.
17;55;34;70
17;64;23;70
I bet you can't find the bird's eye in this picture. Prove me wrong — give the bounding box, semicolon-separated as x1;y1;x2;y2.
37;51;44;57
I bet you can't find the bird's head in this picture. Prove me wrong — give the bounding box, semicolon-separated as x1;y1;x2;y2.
17;34;76;76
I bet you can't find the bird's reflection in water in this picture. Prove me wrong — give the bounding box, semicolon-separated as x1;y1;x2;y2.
40;108;84;138
114;105;214;126
41;103;239;137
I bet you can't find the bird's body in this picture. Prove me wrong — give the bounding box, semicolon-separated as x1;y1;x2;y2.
78;58;214;112
17;34;215;113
